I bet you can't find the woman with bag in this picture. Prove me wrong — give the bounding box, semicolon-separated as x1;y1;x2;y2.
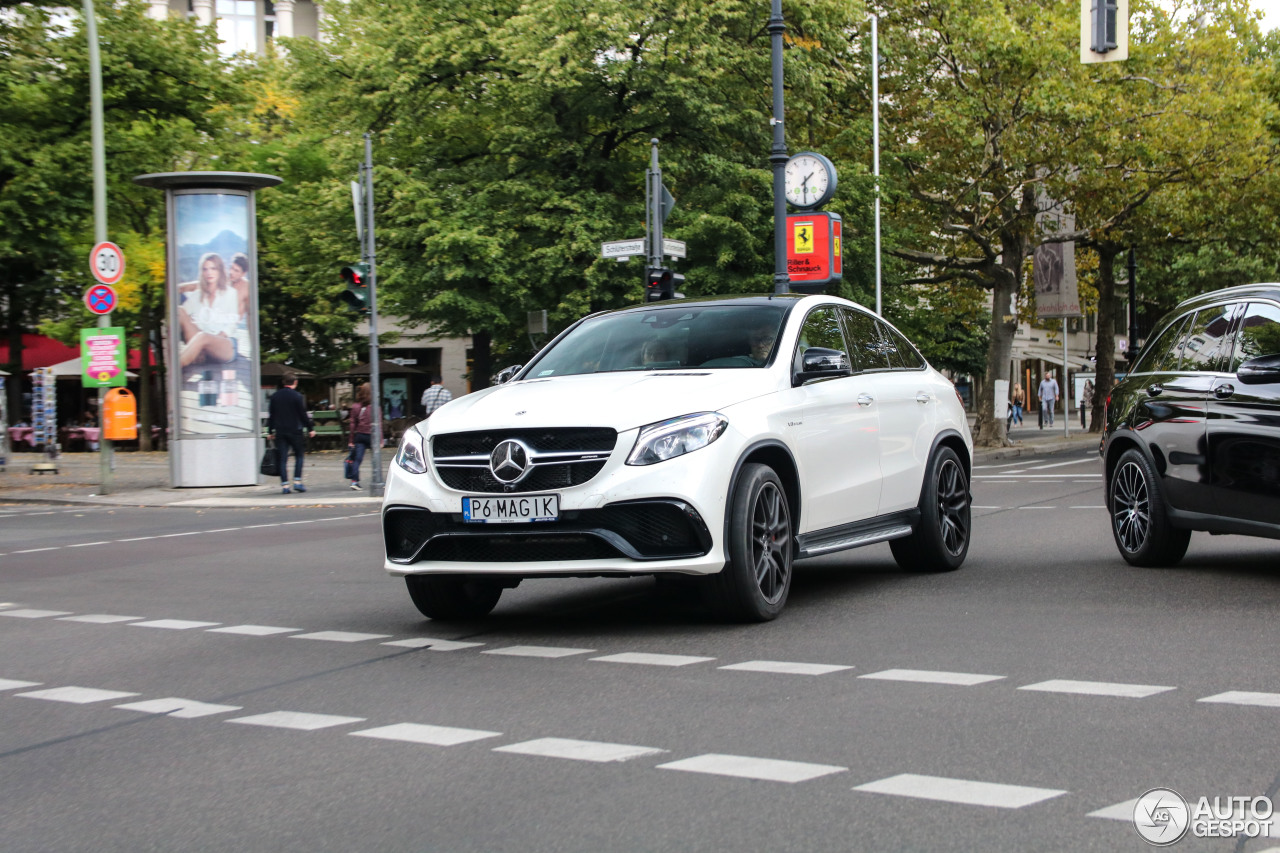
347;382;374;491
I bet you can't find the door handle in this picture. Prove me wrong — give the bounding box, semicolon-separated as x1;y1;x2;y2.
1214;383;1235;399
915;393;932;404
1147;384;1164;396
857;393;874;407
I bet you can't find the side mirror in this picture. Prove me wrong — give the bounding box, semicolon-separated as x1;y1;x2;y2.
793;347;852;386
495;364;523;385
1237;353;1280;385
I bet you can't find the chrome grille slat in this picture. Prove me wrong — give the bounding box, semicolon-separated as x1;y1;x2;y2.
431;427;618;493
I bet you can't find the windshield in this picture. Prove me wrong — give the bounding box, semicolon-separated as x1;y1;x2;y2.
525;304;790;378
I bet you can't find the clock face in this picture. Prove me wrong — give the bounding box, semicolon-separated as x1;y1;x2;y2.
784;153;836;209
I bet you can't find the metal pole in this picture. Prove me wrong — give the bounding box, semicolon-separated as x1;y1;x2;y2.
84;0;113;493
769;0;789;294
1126;247;1138;367
1063;318;1070;437
648;139;662;271
872;14;882;315
363;134;384;497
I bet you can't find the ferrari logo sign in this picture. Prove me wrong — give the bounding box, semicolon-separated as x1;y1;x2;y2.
793;222;815;254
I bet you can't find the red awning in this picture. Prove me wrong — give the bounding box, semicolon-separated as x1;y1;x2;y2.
0;334;79;371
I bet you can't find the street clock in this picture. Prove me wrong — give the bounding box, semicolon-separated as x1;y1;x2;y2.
784;152;838;209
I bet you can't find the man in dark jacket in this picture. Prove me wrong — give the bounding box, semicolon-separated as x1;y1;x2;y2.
267;372;315;494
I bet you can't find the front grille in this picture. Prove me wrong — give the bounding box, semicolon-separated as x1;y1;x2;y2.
382;500;710;565
432;427;617;493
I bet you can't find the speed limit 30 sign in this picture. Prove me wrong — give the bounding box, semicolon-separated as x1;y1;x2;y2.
90;241;125;285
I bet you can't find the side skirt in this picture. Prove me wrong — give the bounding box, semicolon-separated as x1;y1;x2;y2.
796;510;920;559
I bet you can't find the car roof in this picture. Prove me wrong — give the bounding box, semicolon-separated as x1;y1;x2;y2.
1175;283;1280;311
589;292;868;319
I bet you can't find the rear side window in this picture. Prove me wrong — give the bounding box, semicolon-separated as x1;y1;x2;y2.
1179;304;1238;372
1229;302;1280;371
1136;313;1191;373
838;308;888;371
880;323;927;369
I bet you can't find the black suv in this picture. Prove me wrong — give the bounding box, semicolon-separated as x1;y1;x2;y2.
1102;283;1280;566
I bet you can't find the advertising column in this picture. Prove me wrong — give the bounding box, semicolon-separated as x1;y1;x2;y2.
134;172;282;487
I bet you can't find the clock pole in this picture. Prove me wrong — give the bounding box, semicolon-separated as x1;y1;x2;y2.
769;0;789;294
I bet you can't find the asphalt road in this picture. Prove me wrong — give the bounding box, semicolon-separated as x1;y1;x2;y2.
1;447;1278;853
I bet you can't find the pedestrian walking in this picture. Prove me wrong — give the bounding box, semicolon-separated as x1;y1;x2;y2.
420;375;452;419
267;371;314;494
1011;383;1025;427
1080;378;1094;430
1037;371;1060;429
347;382;373;491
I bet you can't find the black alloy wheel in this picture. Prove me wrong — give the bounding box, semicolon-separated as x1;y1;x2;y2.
890;446;970;572
405;574;504;620
1108;448;1191;567
705;463;793;622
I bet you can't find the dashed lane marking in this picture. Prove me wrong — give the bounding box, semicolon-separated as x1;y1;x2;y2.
0;609;73;619
207;625;301;636
859;669;1005;687
130;619;221;631
17;686;139;704
1088;799;1138;821
382;638;484;651
57;614;142;624
591;652;715;667
658;754;847;784
114;698;243;718
719;660;853;676
1198;691;1280;708
0;679;41;690
227;711;366;731
853;773;1068;808
290;631;391;643
494;737;666;763
482;645;596;658
351;723;502;747
1019;679;1175;699
1025;458;1098;470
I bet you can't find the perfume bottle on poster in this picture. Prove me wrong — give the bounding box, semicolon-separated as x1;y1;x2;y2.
219;369;238;406
198;370;217;407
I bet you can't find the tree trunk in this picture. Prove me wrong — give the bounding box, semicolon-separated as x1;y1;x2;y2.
470;330;492;392
1091;244;1122;433
137;296;154;452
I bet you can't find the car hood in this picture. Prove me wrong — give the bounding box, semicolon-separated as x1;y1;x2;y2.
426;371;779;434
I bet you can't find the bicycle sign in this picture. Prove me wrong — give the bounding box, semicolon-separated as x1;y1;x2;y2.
84;284;118;315
90;241;125;285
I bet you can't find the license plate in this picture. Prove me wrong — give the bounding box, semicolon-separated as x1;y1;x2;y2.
462;494;559;523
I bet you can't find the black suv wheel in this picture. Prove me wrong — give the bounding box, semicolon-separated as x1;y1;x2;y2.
1108;448;1191;567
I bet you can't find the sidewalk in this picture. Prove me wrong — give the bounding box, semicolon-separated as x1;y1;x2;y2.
0;421;1100;509
0;448;386;508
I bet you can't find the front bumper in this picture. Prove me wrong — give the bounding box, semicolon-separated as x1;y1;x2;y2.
381;426;741;577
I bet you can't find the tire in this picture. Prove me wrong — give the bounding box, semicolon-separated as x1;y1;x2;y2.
890;446;971;572
704;463;793;622
1108;448;1191;567
405;574;503;620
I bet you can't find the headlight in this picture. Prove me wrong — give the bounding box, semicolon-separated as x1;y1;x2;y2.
395;426;428;474
627;412;728;466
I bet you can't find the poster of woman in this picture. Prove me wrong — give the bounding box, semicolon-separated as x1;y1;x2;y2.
171;193;256;436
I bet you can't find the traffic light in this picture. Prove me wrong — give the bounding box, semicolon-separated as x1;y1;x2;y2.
340;263;370;313
645;267;684;302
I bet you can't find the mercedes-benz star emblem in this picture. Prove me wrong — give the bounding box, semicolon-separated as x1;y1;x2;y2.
489;439;532;484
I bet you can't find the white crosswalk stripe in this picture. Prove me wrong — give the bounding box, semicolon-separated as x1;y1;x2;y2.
719;660;852;676
207;625;301;636
289;631;390;643
382;638;484;650
860;669;1004;686
18;686;139;704
1198;691;1280;707
57;614;142;623
227;711;366;730
0;609;72;619
114;698;242;718
130;619;221;630
591;652;714;667
483;645;596;658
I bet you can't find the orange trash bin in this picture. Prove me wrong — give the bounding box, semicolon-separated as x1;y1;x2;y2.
103;388;138;440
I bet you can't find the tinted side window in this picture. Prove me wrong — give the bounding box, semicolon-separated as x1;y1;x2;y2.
882;324;926;369
1230;302;1280;371
838;308;888;371
1180;304;1238;372
793;308;847;372
1136;313;1191;373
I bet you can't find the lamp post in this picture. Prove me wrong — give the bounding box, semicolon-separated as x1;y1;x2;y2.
769;0;789;294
